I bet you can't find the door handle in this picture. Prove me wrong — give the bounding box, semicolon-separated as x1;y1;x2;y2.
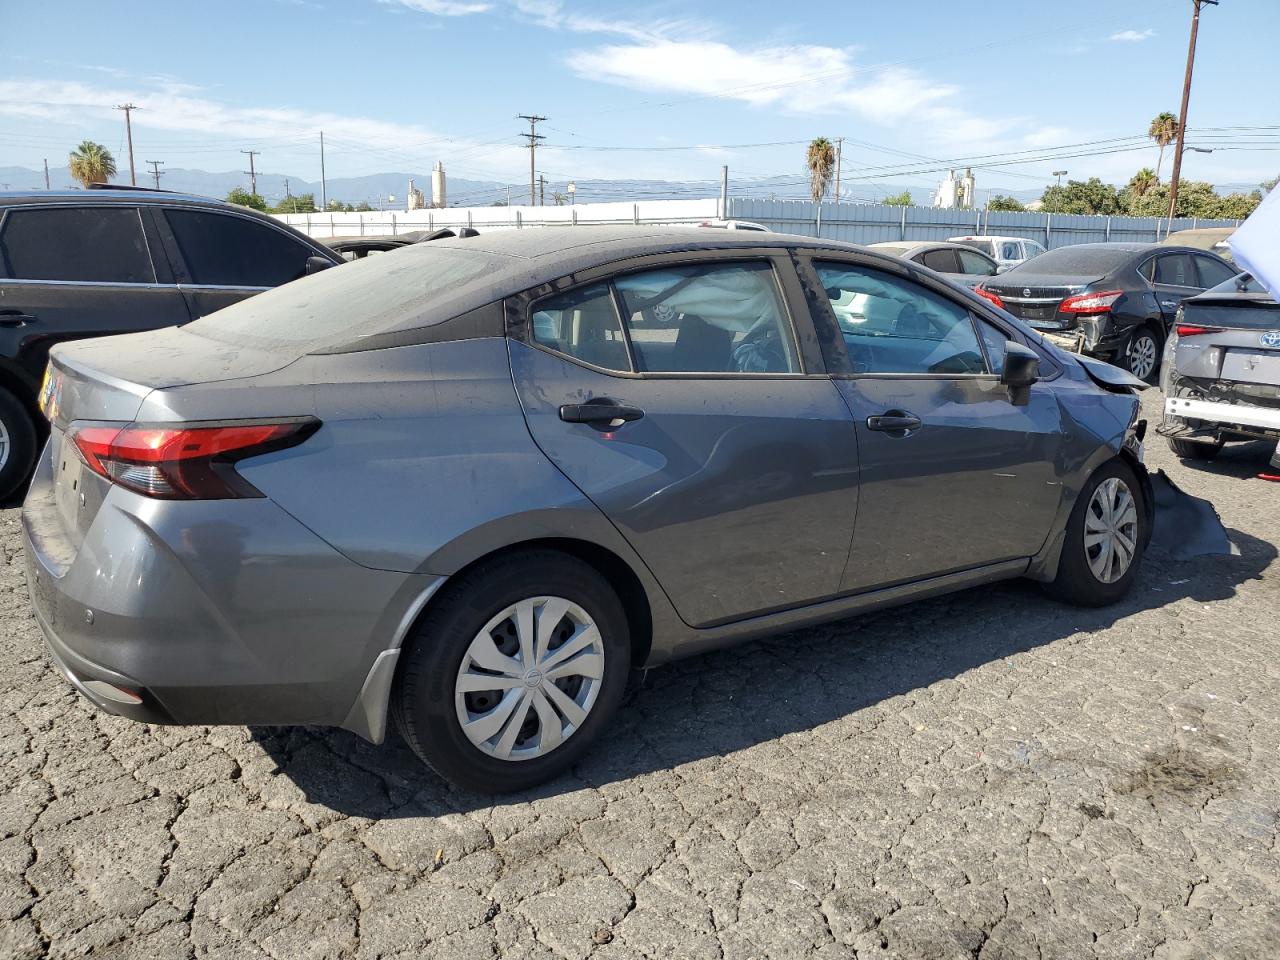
866;411;922;433
559;400;645;426
0;311;36;327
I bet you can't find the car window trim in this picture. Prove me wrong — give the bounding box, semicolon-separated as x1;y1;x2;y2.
804;253;996;380
513;249;822;379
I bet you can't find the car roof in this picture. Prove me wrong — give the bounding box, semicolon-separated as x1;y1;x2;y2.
949;235;1034;243
869;240;984;253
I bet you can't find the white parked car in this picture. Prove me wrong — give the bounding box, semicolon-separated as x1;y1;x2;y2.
697;219;771;232
949;235;1045;271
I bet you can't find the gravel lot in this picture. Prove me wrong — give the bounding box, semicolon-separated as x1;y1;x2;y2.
2;389;1278;960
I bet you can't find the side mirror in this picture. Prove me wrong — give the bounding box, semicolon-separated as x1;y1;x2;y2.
995;264;1010;274
1000;341;1039;405
305;255;334;275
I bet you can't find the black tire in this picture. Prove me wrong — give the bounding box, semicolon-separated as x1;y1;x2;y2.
1124;326;1162;384
1044;458;1148;608
1168;437;1222;461
0;389;37;503
392;549;631;793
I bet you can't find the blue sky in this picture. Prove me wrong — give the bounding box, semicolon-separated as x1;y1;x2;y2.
2;0;1278;201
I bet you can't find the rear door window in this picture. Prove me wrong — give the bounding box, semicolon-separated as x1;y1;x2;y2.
614;262;799;374
815;261;989;375
920;248;960;273
165;209;313;287
1154;253;1197;288
531;284;632;372
1000;241;1022;261
0;206;154;283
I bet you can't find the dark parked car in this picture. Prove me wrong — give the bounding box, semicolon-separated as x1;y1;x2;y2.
976;242;1237;383
0;187;340;498
866;240;1000;289
323;226;480;260
1159;272;1280;468
25;227;1153;792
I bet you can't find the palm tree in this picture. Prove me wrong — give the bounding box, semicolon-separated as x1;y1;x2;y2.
1129;167;1158;198
806;137;836;203
68;140;117;188
1148;112;1179;181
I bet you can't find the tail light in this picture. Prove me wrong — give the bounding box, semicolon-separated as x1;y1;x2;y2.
974;285;1005;309
1175;324;1224;337
69;418;320;500
1060;290;1123;314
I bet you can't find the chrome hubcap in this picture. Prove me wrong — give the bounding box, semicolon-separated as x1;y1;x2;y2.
455;596;604;762
0;417;8;472
1128;335;1157;380
1085;477;1139;584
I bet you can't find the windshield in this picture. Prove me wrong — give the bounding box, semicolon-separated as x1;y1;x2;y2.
1010;246;1133;277
185;245;508;351
1206;272;1267;295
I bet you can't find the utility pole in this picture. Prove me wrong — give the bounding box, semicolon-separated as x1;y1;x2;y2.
115;103;139;185
834;138;843;207
537;173;547;207
43;159;50;190
1167;0;1218;225
241;150;260;197
145;160;163;189
319;131;327;211
719;165;729;219
518;115;547;206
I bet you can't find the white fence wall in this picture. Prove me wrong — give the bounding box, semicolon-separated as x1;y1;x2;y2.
276;198;720;238
277;195;1239;249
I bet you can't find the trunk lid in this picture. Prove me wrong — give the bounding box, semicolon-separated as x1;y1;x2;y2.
1176;296;1280;390
981;273;1101;330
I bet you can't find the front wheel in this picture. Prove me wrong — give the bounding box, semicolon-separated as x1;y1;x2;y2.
1124;327;1161;384
392;550;630;792
1044;459;1148;607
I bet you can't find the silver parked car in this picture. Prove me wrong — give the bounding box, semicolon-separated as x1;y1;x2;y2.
1160;271;1280;469
25;227;1153;792
865;240;999;289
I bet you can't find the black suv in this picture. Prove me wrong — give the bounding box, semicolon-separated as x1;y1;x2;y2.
0;187;340;498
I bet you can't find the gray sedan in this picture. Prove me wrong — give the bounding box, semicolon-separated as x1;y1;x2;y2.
24;227;1153;792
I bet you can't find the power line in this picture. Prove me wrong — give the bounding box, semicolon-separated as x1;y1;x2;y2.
145;160;163;189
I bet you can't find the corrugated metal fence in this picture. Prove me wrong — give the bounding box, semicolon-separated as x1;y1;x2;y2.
725;198;1239;248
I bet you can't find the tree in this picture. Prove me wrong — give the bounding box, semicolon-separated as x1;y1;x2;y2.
68;140;117;188
1128;167;1158;198
1148;112;1179;181
1039;177;1123;215
552;192;567;206
987;194;1025;212
355;201;374;212
1124;179;1262;219
882;190;912;207
1262;174;1279;194
271;193;317;214
226;187;267;212
806;137;836;203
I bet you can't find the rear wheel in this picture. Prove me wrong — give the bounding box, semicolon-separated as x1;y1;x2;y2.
1045;459;1148;607
1124;326;1161;384
393;550;630;792
0;389;37;502
1168;437;1222;461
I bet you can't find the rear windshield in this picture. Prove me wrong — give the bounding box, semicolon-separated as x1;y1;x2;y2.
955;239;994;257
1207;272;1266;295
184;245;509;351
1185;302;1280;328
1013;246;1134;276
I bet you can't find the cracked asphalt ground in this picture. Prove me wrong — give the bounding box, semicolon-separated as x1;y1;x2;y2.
3;389;1279;960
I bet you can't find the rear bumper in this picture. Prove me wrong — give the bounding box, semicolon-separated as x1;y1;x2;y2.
1164;395;1280;434
22;456;441;739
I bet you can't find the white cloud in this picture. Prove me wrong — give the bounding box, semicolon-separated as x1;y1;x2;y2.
1109;29;1155;42
380;0;490;16
511;0;705;42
